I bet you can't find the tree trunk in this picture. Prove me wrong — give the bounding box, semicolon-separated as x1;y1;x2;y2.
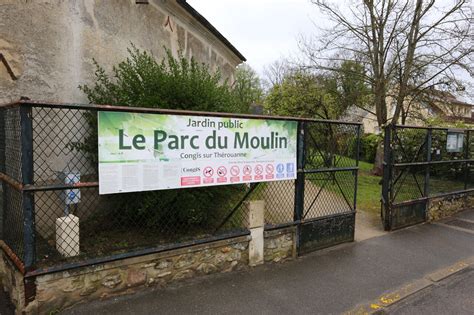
372;140;384;176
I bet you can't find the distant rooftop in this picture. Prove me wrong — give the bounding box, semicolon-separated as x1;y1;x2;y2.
425;88;474;107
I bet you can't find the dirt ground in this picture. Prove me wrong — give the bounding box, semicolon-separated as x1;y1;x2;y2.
354;209;386;241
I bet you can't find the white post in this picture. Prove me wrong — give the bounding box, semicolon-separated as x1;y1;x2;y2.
56;214;80;257
247;200;265;266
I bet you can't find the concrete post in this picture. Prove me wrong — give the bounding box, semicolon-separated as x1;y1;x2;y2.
56;214;80;257
247;200;265;266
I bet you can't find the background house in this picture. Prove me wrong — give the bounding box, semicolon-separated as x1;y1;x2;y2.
0;0;246;104
360;89;474;134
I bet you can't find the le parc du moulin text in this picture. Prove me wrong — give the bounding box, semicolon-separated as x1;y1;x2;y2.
118;119;289;151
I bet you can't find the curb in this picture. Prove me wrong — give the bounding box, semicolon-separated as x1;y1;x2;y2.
343;256;474;315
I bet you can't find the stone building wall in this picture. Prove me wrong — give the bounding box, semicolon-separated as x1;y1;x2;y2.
0;0;245;238
0;0;244;104
1;0;244;181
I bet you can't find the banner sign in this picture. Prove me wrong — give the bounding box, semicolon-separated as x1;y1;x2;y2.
98;111;297;194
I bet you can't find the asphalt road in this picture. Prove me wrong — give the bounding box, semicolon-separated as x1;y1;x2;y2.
384;267;474;315
1;209;473;314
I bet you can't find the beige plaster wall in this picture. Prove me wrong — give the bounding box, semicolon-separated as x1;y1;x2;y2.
0;1;244;238
0;0;242;104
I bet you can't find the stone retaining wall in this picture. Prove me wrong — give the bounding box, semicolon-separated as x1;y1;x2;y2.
20;236;250;314
0;245;26;313
428;192;474;221
0;224;300;314
264;227;296;263
0;199;302;314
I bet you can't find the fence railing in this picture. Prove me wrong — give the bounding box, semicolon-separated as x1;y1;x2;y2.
0;100;360;273
382;124;474;230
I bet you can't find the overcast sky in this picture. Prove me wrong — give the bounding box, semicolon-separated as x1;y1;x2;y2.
188;0;473;103
188;0;321;75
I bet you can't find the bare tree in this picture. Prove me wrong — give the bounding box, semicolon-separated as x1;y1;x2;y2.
303;0;472;125
262;58;293;90
302;0;473;174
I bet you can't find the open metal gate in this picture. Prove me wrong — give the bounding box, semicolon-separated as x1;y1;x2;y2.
382;124;473;231
295;121;361;254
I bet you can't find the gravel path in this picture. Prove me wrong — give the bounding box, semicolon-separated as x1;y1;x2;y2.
262;180;350;225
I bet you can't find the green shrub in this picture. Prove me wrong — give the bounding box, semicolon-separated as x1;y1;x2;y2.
392;128;466;183
349;133;381;163
75;46;247;232
361;134;381;163
82;46;245;113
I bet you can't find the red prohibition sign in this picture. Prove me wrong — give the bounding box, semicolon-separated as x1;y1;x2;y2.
230;166;240;176
266;164;274;174
217;166;227;177
255;164;263;175
203;166;214;178
243;165;252;175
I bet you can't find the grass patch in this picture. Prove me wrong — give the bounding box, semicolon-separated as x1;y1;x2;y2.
358;160;375;172
356;170;383;215
354;163;467;215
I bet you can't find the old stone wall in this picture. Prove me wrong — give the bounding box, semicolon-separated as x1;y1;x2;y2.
0;195;304;314
264;227;296;263
25;235;250;314
0;223;300;314
0;0;242;104
1;0;242;182
428;192;474;221
0;244;26;313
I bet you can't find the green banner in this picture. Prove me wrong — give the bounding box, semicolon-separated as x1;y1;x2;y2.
98;111;297;194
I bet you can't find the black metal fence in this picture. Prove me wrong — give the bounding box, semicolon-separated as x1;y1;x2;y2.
382;124;474;230
0;100;360;273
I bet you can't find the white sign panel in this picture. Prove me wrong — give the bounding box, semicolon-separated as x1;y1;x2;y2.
446;132;464;153
98;111;298;194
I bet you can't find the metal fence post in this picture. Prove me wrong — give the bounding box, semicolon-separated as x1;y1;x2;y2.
464;130;470;190
424;129;432;197
353;125;361;212
381;125;392;231
294;122;305;253
20;105;35;268
0;108;5;239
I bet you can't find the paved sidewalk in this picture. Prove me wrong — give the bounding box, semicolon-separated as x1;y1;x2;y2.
63;209;474;315
384;266;474;315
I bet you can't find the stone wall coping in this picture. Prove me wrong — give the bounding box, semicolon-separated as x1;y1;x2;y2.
429;191;474;202
35;235;250;283
264;226;296;238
